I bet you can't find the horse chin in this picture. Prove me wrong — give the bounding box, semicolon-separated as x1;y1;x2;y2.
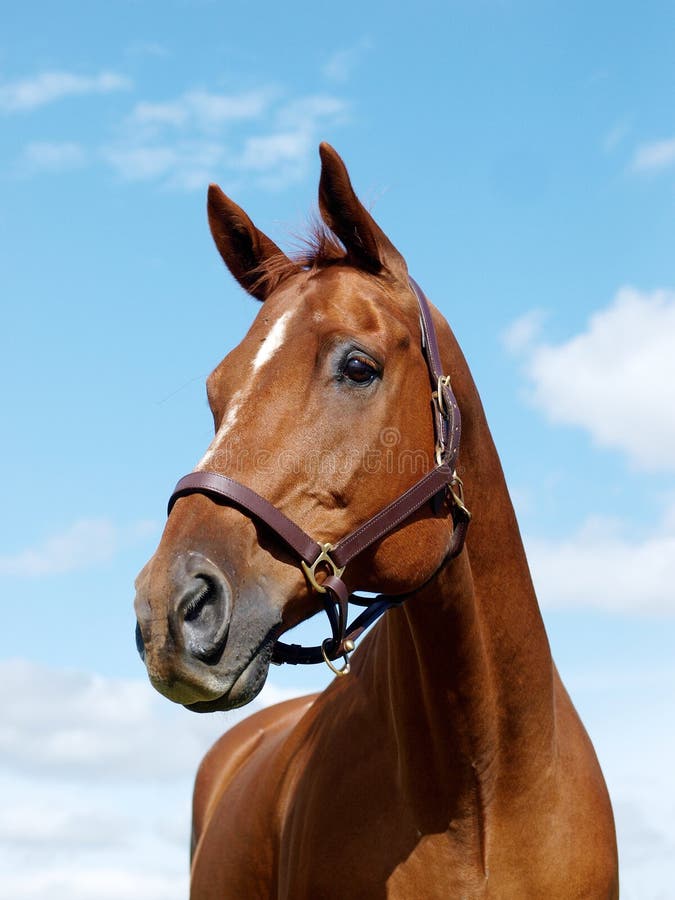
184;641;274;713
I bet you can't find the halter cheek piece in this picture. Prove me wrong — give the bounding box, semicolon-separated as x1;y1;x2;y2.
167;279;470;675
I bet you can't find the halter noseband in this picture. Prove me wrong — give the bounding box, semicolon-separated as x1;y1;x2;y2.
167;279;470;675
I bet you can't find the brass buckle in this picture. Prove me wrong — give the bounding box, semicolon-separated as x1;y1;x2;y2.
301;542;345;594
449;472;471;518
433;375;452;464
431;374;452;418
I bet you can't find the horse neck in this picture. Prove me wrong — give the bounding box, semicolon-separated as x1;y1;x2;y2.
358;332;556;814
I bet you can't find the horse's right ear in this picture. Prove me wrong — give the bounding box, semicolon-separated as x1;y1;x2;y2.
207;185;300;301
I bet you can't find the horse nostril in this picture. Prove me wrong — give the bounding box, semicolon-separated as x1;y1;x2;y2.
177;571;232;664
183;577;216;623
135;621;146;661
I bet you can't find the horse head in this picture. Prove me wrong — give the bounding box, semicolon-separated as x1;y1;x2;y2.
134;144;464;712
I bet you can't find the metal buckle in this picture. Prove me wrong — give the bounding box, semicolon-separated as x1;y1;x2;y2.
432;375;452;465
431;374;452;418
301;542;345;594
449;472;471;517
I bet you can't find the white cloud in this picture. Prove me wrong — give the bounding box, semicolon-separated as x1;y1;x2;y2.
102;86;348;191
500;308;546;354
20;141;87;172
561;660;675;899
0;803;127;848
0;659;304;780
321;39;371;83
103;141;229;189
0;660;309;899
631;137;675;173
102;145;181;181
0;520;117;576
238;131;311;171
0;659;224;779
527;504;675;615
0;518;157;577
130;88;273;133
2;864;187;900
507;287;675;471
0;71;131;112
277;94;348;128
9;71;349;192
602;118;631;154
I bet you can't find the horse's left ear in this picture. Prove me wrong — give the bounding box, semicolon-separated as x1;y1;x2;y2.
318;143;407;280
207;184;300;301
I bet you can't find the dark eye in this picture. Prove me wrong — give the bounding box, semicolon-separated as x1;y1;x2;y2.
342;355;379;385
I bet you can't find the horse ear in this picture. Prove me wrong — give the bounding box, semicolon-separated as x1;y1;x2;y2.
318;143;407;279
207;184;299;301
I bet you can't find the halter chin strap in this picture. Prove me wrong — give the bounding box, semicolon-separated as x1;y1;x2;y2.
167;280;470;674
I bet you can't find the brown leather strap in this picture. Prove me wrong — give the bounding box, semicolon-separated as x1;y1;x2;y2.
169;466;459;572
169;471;322;565
410;277;461;473
331;464;454;568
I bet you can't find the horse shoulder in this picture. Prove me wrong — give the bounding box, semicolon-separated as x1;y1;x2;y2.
191;693;318;861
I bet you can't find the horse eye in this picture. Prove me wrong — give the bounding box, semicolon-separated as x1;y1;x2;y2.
343;355;378;384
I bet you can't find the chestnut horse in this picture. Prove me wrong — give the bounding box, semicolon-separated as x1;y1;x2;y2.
134;144;618;898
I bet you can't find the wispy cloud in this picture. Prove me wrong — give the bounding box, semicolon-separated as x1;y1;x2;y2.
560;659;675;898
321;39;372;83
0;70;131;113
500;308;547;354
0;659;307;900
19;140;88;173
5;65;349;191
103;87;349;191
0;518;157;577
528;503;675;615
504;286;675;471
129;88;273;133
630;136;675;173
0;803;128;849
0;659;304;780
602;118;631;154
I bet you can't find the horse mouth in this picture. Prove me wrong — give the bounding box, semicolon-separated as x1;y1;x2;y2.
183;631;278;713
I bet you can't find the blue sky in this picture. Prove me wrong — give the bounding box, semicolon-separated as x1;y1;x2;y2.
1;1;674;897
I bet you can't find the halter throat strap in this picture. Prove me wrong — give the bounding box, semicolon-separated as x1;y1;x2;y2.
167;279;470;671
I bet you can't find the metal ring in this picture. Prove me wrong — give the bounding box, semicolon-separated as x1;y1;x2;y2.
321;639;351;676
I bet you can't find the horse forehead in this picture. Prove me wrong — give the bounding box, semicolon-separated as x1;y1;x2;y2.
209;271;414;394
299;269;417;344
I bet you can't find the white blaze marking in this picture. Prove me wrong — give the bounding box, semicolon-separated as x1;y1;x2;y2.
252;310;292;372
196;310;293;469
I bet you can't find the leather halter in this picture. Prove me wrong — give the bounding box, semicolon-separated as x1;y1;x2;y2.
167;279;470;674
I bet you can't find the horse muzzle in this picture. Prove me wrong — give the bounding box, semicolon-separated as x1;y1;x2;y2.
134;551;236;705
